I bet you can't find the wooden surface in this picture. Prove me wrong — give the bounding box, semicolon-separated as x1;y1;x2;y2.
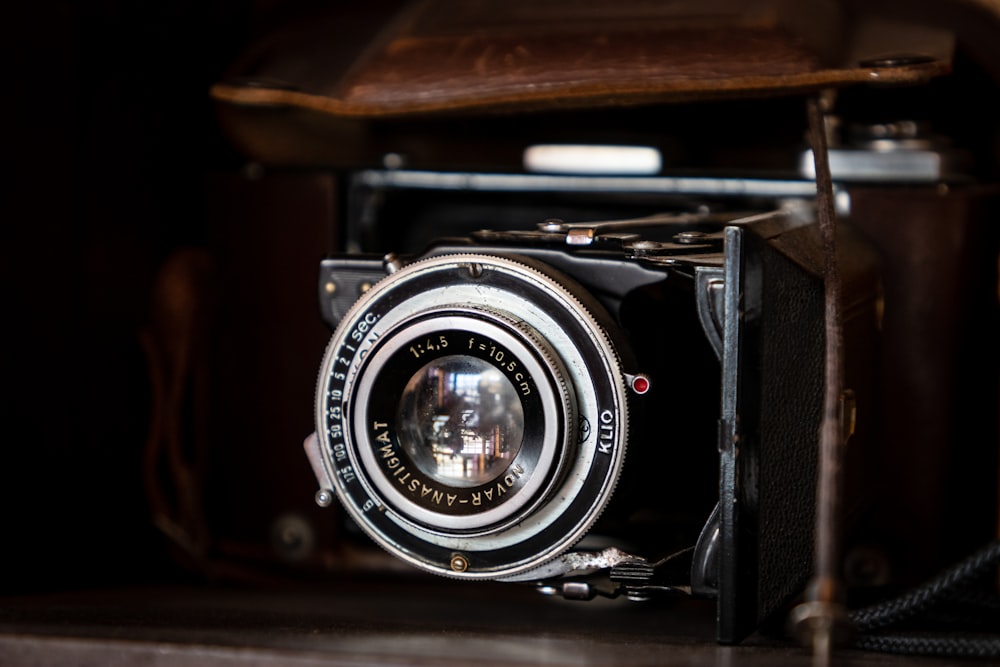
0;577;989;666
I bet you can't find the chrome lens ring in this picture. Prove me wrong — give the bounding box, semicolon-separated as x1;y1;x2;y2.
315;253;630;579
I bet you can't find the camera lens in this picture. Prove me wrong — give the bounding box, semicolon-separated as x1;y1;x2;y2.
354;316;562;531
397;355;525;488
315;254;632;579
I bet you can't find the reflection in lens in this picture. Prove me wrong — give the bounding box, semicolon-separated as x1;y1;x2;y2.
397;355;525;488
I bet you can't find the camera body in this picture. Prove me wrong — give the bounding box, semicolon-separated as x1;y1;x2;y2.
305;188;881;642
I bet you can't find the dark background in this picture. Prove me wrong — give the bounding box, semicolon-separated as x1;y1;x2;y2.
5;0;291;590
4;0;420;593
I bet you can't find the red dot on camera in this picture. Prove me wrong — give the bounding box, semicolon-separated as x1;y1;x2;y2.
632;376;650;394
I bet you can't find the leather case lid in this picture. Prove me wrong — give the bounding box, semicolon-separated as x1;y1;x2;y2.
210;0;953;119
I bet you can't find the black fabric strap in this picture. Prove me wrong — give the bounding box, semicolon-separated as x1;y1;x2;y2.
849;540;1000;657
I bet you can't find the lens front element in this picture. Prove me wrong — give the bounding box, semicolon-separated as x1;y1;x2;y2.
398;355;525;488
356;317;560;530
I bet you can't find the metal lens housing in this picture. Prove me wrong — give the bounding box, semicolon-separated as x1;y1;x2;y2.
315;254;630;579
353;312;569;532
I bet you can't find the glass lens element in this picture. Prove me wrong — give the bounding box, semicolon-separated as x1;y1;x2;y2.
397;355;525;488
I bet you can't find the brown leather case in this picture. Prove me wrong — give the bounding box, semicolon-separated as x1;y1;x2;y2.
212;0;952;117
209;0;956;165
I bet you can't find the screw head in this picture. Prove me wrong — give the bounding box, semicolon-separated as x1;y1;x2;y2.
315;489;334;508
269;513;316;563
674;231;707;245
450;554;469;573
859;54;937;69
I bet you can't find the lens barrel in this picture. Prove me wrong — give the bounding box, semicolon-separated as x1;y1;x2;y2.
315;254;631;578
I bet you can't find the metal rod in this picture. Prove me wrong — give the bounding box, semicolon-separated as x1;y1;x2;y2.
802;93;849;667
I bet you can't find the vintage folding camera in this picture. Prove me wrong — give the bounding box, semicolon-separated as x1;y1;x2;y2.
303;180;881;643
196;0;1000;652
